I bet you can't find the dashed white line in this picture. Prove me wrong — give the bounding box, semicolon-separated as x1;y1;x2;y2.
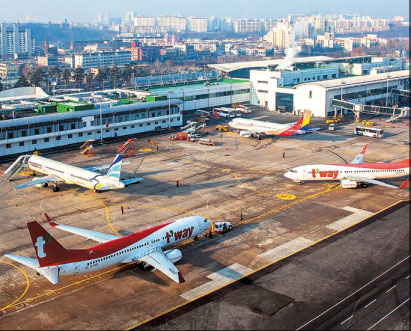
367;297;410;330
340;315;353;325
405;275;410;280
365;299;376;308
386;285;397;293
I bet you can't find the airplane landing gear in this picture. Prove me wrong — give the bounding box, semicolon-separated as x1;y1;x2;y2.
298;181;303;185
52;185;60;192
361;183;367;188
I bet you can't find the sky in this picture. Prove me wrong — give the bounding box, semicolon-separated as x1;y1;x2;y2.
0;0;409;22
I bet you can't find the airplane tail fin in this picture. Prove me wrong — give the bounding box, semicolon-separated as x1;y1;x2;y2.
278;110;312;137
106;154;123;181
27;221;69;268
299;110;312;130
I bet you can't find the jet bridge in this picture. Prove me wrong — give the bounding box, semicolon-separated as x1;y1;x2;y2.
3;155;31;181
331;99;409;122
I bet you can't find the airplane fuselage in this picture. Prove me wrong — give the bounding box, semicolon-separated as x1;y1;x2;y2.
285;160;410;182
27;155;124;191
48;216;210;277
228;118;291;135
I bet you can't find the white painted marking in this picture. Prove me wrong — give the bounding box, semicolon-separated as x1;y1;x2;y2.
365;299;376;308
258;237;314;262
180;263;253;300
367;297;410;330
340;315;353;325
405;275;409;280
326;206;373;231
386;285;397;293
297;256;410;330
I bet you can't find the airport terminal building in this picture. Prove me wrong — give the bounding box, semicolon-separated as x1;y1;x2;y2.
0;100;182;157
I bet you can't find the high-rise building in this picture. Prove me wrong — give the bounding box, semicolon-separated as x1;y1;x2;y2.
158;16;187;32
264;22;295;49
0;23;35;59
74;51;132;68
189;17;209;32
133;16;156;27
234;19;263;33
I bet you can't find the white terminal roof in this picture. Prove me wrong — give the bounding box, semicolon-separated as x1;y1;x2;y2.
208;56;333;72
0;87;49;102
296;70;409;90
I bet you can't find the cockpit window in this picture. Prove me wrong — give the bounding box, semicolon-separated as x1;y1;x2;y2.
290;170;297;173
204;219;208;223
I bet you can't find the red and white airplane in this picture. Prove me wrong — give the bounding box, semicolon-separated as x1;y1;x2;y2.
228;110;318;139
284;144;409;189
5;214;211;284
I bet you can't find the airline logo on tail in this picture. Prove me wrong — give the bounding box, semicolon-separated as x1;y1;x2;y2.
106;154;123;180
35;236;47;258
278;110;312;137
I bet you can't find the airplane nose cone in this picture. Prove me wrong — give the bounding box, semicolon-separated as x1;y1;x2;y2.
284;171;292;179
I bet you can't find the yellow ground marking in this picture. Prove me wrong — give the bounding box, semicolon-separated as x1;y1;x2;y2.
80;193;122;237
138;148;152;153
276;194;296;200
0;261;30;312
1;262;138;312
240;185;341;225
126;199;408;330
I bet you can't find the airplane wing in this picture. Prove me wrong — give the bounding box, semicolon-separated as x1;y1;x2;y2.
44;214;119;243
138;247;185;284
14;175;62;190
350;144;368;164
345;176;399;189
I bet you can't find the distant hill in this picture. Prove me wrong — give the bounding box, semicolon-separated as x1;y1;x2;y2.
20;23;116;43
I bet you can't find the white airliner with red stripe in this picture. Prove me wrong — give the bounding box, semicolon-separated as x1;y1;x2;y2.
284;144;409;189
228;110;318;138
5;214;211;285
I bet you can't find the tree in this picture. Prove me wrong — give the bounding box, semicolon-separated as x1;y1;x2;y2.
49;66;61;82
62;69;71;86
14;75;30;88
110;65;120;88
95;67;108;89
73;67;85;88
28;68;45;87
121;64;134;87
85;73;94;91
165;59;173;73
154;59;161;74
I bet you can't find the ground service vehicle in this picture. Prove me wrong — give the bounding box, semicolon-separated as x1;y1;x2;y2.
214;222;233;233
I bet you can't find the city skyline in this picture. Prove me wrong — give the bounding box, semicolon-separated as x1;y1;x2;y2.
0;0;409;23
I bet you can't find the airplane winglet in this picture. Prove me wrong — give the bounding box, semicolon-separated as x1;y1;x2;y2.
178;272;186;283
360;144;368;155
44;213;58;227
399;178;409;189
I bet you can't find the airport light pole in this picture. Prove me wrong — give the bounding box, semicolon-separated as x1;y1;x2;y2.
386;74;390;107
99;100;103;143
168;90;171;130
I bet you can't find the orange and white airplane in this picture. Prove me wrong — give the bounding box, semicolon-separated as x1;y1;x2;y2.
284;144;409;189
5;214;211;284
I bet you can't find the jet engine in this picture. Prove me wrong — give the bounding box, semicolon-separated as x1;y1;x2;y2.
164;249;182;264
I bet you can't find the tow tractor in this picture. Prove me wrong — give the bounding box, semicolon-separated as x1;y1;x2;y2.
213;221;233;234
